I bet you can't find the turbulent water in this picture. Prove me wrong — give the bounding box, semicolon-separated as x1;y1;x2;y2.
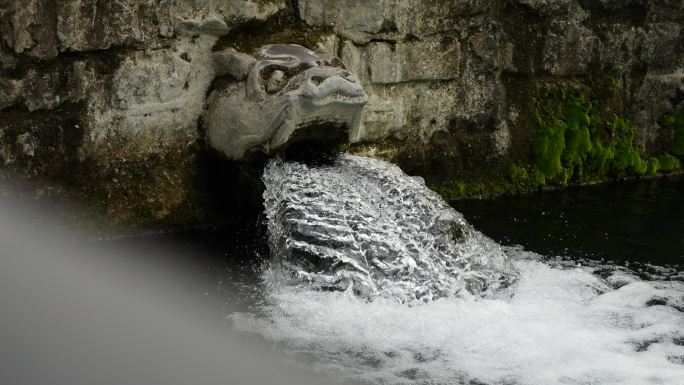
262;154;519;303
231;154;684;385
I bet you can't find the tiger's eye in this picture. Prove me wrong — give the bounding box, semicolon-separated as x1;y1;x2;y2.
266;70;287;93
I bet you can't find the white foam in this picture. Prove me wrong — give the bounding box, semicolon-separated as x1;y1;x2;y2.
233;254;684;385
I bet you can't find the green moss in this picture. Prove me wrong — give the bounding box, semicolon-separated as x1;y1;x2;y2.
532;113;566;182
586;137;614;176
657;153;681;173
662;115;676;126
431;180;466;200
430;164;544;201
430;80;682;202
611;116;647;176
562;100;593;179
673;120;684;157
646;157;660;175
509;164;529;186
661;109;684;157
531;94;652;186
436;99;682;201
435;90;683;201
602;74;618;89
509;164;544;190
431;178;520;201
585;107;614;176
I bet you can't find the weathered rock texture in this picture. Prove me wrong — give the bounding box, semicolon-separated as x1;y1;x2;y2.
1;0;683;226
203;44;367;160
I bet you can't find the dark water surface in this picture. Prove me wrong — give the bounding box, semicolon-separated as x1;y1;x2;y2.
450;176;684;267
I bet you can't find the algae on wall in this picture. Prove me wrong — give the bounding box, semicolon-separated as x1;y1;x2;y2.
533;96;681;178
664;109;684;159
430;84;683;201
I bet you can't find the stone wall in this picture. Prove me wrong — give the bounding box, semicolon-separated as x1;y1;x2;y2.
1;0;683;226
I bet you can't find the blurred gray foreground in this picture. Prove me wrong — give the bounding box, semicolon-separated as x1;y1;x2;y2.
0;193;328;385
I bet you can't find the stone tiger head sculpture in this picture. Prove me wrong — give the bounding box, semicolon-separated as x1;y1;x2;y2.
203;44;368;161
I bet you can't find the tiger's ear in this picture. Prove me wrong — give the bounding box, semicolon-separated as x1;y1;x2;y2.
212;48;256;80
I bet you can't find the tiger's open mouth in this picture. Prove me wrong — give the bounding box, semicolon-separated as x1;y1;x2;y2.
278;122;350;164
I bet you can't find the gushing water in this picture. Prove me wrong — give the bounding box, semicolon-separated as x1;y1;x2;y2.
262;154;519;303
232;154;684;385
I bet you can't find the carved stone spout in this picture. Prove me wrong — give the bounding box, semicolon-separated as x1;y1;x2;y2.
203;44;368;160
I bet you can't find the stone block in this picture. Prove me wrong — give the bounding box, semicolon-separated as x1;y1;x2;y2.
366;38;460;84
543;20;599;76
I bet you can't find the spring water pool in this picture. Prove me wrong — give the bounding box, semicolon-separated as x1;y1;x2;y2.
154;161;683;385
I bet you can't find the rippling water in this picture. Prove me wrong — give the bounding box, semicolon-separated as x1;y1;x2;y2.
262;155;518;303
228;155;684;385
